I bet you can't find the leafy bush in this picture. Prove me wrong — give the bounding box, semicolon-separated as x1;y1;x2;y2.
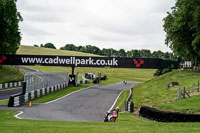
154;68;172;76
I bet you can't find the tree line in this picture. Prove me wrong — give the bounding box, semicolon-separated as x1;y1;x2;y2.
34;43;178;60
59;44;178;60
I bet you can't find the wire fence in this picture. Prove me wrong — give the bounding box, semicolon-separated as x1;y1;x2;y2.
177;81;200;99
24;72;69;93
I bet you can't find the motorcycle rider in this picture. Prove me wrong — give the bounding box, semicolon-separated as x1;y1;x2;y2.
123;80;127;85
111;107;120;118
104;107;120;122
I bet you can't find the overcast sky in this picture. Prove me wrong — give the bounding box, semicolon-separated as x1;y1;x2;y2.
17;0;175;52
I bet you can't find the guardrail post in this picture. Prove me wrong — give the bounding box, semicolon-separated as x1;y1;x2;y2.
22;81;26;95
125;100;128;111
128;102;134;113
177;88;182;100
183;87;186;98
8;96;14;107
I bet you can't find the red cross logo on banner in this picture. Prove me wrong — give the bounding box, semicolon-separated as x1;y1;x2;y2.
0;55;7;64
133;59;144;68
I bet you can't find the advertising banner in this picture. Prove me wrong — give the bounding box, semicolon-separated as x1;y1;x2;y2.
0;54;179;69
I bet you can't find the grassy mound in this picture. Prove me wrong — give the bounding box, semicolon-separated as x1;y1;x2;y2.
17;45;99;56
132;70;200;113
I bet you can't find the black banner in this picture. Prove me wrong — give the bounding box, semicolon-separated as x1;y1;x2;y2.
0;54;179;69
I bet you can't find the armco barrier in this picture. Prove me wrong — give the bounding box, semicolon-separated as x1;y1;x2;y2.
0;81;22;89
9;83;68;107
139;106;200;122
125;88;133;111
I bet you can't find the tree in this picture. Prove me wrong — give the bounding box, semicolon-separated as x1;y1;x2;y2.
101;48;117;57
84;45;101;55
34;44;39;47
152;50;164;59
60;44;76;51
44;43;56;49
140;49;151;58
118;49;126;57
0;0;22;54
127;50;141;57
163;0;200;64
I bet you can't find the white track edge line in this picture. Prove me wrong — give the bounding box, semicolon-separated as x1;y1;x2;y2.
108;90;124;112
14;111;23;119
44;85;97;104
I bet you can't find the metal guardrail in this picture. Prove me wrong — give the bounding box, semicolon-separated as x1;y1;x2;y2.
125;88;133;111
24;72;69;93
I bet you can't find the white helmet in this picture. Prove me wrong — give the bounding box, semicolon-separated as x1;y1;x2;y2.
116;107;120;111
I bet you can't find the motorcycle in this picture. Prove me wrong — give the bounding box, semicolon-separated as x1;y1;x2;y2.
104;109;118;122
123;80;127;85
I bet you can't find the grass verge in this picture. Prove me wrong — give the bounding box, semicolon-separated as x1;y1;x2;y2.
32;84;92;104
114;89;130;109
1;110;200;133
0;99;8;105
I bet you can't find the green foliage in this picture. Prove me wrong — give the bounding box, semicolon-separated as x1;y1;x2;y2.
163;0;200;63
60;44;177;60
154;68;172;76
44;42;56;49
0;0;22;54
33;44;39;47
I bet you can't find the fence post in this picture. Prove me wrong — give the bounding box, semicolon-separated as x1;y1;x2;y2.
125;100;128;111
183;87;186;98
177;88;182;100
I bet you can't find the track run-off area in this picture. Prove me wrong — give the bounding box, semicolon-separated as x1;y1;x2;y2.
1;82;138;122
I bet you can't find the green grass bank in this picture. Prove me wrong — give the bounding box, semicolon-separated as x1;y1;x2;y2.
132;70;200;113
17;45;99;56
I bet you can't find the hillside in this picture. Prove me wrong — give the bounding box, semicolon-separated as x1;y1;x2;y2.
132;70;200;113
17;45;100;56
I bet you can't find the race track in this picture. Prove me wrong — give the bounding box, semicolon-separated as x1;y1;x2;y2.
0;66;38;100
17;82;138;122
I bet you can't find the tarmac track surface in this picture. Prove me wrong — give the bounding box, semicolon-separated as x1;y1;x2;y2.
0;66;66;100
15;82;138;122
